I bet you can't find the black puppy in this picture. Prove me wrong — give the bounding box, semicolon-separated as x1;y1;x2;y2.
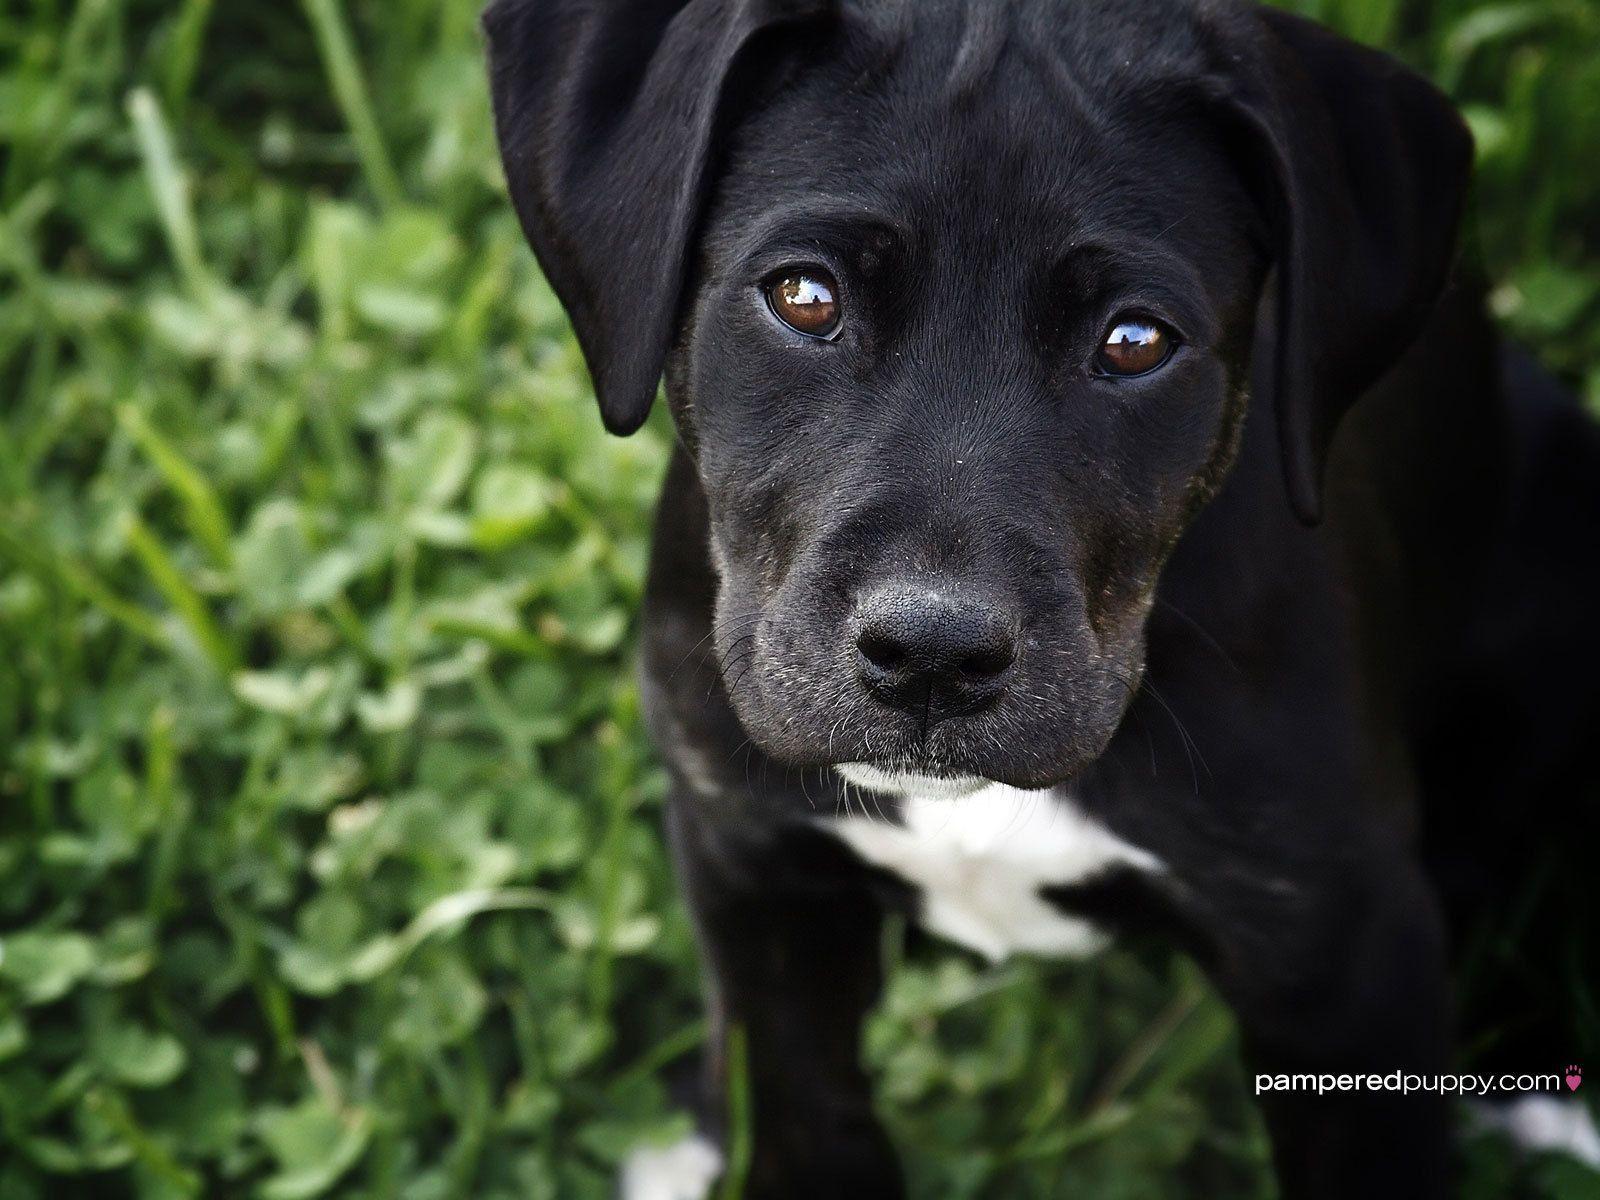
484;1;1600;1195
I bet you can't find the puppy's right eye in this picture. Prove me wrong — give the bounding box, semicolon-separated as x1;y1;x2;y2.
766;269;841;339
1093;315;1178;377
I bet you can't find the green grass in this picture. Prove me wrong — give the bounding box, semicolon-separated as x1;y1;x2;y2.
0;0;1596;1196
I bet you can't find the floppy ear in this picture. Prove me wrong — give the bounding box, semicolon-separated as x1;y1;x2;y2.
483;0;831;434
1223;9;1474;523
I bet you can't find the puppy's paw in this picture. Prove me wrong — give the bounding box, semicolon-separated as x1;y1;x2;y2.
1470;1095;1600;1169
618;1132;723;1200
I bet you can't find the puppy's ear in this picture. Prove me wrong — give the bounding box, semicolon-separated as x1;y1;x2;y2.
483;0;831;434
1223;10;1473;523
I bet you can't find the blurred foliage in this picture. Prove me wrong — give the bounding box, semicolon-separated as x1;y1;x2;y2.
0;0;1595;1196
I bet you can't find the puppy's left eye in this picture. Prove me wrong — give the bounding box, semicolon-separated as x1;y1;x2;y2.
766;269;841;338
1096;317;1175;376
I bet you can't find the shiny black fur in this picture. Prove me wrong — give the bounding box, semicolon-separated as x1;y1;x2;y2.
484;1;1600;1195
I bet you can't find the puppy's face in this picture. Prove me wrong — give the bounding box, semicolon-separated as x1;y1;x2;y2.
486;0;1469;795
671;15;1269;787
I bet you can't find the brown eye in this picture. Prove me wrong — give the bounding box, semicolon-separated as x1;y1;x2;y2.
1096;317;1174;376
766;269;841;338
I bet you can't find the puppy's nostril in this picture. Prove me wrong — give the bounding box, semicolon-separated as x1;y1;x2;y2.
856;629;908;674
960;641;1016;678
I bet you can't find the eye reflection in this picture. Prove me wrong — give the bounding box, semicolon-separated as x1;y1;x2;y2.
1096;317;1174;376
766;269;841;338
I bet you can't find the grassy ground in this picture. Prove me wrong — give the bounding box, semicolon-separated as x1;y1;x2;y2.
0;0;1597;1196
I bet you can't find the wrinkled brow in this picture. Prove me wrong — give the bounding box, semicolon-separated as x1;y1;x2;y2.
722;202;914;270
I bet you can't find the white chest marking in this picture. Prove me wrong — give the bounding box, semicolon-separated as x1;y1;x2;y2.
825;769;1164;962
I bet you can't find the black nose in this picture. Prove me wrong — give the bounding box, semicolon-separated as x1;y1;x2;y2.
853;585;1018;721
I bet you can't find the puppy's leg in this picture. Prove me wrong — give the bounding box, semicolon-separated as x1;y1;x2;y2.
1211;845;1453;1199
662;794;905;1200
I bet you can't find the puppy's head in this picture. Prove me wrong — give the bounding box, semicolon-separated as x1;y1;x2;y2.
485;0;1470;789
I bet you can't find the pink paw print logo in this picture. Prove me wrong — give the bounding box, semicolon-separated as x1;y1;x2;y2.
1566;1065;1583;1092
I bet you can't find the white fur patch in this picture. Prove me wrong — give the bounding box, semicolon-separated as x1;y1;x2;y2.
619;1134;724;1200
825;767;1164;961
1471;1096;1600;1168
834;763;991;801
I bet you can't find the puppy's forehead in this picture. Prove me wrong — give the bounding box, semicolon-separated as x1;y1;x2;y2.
715;0;1235;242
841;0;1217;96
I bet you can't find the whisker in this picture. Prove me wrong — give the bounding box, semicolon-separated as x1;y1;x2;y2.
1137;675;1212;795
705;647;754;705
1154;597;1242;676
665;610;764;684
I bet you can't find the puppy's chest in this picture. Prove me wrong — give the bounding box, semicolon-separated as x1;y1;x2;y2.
822;785;1162;962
